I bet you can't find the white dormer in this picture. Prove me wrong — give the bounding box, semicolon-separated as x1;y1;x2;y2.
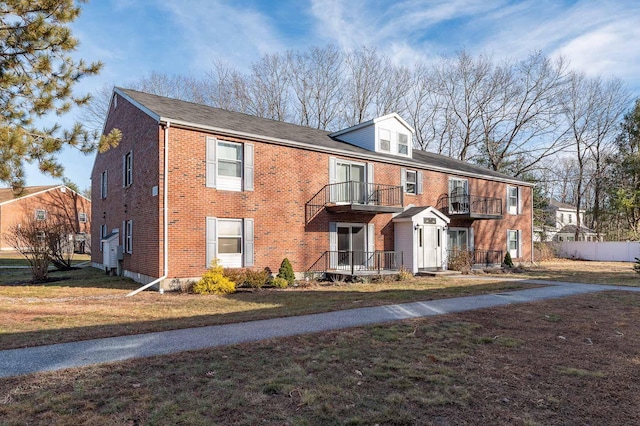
330;113;414;158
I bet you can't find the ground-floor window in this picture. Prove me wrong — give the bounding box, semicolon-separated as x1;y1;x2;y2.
448;228;469;251
507;229;522;258
206;217;254;268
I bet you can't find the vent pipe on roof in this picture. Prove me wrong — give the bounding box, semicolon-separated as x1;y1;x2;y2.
127;121;170;296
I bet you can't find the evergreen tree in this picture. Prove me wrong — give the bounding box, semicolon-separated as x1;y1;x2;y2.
277;258;295;285
606;99;640;237
0;0;120;190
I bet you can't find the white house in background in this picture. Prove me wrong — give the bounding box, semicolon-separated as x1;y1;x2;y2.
535;199;600;242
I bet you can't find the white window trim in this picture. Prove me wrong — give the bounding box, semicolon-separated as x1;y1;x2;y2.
124;220;133;254
123;151;133;188
78;212;87;223
206;137;253;192
507;185;520;215
35;209;46;221
507;229;523;259
206;217;254;268
101;170;108;199
397;133;409;155
448;227;470;250
379;128;391;152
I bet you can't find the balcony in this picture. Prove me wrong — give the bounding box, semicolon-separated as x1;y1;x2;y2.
436;193;503;220
306;250;404;279
306;181;404;223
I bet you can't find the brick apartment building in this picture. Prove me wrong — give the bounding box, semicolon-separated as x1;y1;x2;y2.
0;185;91;252
91;88;533;290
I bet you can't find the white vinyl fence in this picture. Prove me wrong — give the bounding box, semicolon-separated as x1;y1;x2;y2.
558;241;640;262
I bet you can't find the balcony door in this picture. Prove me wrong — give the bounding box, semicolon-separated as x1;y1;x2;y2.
336;161;365;203
337;224;366;267
448;178;469;214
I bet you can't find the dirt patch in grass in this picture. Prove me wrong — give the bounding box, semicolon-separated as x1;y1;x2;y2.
1;291;638;425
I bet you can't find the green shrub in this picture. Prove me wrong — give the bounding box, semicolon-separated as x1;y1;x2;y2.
245;268;270;288
448;250;473;274
277;258;295;286
194;260;236;295
271;276;289;288
503;252;514;268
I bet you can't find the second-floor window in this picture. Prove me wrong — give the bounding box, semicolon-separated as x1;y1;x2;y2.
507;186;520;215
206;137;254;192
100;170;107;199
35;209;46;221
123;151;133;187
401;169;422;195
79;212;87;223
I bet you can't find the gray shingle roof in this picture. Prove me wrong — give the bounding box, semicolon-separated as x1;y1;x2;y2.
117;88;529;184
394;206;430;219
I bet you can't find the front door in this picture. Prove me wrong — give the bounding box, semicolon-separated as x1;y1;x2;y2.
337;224;366;268
417;225;443;269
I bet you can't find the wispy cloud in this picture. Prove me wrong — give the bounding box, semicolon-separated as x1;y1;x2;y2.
158;0;287;72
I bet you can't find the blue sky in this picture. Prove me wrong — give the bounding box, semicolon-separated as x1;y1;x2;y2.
25;0;640;190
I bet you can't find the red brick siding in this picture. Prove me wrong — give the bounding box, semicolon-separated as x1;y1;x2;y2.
91;95;161;277
94;95;533;281
0;188;90;250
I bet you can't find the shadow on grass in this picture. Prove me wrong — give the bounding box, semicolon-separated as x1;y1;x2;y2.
0;280;539;351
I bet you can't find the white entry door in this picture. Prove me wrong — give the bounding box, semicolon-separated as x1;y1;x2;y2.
417;225;443;269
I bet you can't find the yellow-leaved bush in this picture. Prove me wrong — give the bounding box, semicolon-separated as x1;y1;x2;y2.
193;259;236;295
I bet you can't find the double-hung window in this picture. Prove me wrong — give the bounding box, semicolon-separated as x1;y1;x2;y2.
398;133;409;155
123;151;133;187
101;171;108;199
124;220;133;254
218;142;242;179
507;186;520;215
206;217;254;268
100;224;107;252
379;129;391;151
401;169;422;195
35;209;46;221
507;229;522;259
206;137;254;192
79;212;87;223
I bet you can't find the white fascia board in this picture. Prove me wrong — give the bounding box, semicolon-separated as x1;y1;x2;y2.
160;117;533;187
373;113;415;134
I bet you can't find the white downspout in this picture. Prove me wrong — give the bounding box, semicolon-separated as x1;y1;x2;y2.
127;121;170;296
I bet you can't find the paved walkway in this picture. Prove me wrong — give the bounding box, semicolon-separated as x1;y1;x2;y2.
1;280;639;378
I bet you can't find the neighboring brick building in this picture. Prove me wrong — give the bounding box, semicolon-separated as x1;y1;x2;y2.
91;88;533;289
0;185;91;252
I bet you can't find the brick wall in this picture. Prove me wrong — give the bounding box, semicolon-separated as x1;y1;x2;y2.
0;187;91;250
91;94;162;277
93;94;533;282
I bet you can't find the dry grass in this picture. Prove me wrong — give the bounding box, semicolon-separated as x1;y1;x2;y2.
0;267;533;350
521;259;640;286
1;291;638;425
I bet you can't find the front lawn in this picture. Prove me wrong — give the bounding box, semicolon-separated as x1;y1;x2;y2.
1;291;638;424
0;266;533;350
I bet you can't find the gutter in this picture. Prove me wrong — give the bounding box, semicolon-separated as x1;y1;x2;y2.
126;121;170;296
